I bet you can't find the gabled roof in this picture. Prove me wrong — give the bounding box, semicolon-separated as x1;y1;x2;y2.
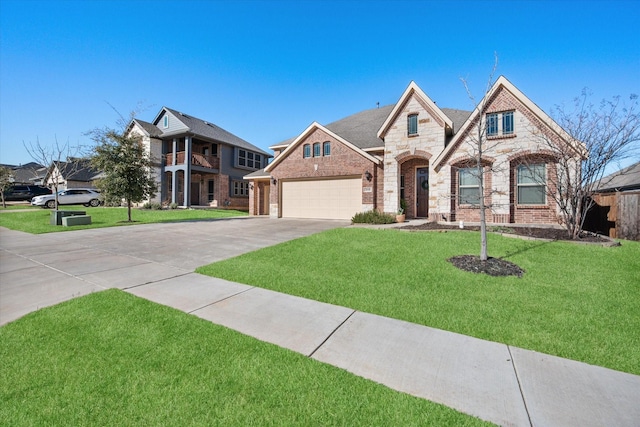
268;103;471;155
6;162;46;184
594;161;640;192
377;81;453;139
268;106;393;151
51;158;101;182
324;105;394;150
151;107;270;156
433;75;584;169
131;119;162;138
264;122;381;173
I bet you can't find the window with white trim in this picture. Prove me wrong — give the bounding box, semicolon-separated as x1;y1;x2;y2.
458;168;480;205
408;114;418;136
486;111;515;137
487;113;499;136
517;164;546;204
323;141;331;156
502;111;514;135
236;149;262;170
163;115;169;128
232;180;249;197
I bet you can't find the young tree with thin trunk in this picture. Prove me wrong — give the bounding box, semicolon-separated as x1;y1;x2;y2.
459;56;500;261
530;91;640;239
24;138;86;210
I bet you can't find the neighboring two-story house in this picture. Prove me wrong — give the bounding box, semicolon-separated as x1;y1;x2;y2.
246;76;583;225
127;107;271;208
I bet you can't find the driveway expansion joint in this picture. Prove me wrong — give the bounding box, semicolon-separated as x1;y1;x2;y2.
188;285;256;314
308;309;357;358
508;344;534;427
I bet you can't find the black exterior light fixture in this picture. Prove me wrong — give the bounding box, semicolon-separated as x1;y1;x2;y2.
272;178;277;185
364;171;372;181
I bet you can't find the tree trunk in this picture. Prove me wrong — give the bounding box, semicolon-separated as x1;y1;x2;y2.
477;126;488;261
478;163;488;261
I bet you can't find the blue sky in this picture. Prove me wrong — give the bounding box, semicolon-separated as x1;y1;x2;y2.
1;0;638;166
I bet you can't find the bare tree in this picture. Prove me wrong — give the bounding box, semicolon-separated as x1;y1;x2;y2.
0;166;13;208
458;55;500;261
530;91;640;239
23;137;87;210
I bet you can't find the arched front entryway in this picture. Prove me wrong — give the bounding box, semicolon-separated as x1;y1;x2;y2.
396;150;432;219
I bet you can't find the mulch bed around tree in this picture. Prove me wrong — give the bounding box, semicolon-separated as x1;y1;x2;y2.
400;222;616;277
448;255;525;277
401;222;611;242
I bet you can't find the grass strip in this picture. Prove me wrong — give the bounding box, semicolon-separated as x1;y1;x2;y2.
197;228;640;375
0;207;247;234
0;290;489;426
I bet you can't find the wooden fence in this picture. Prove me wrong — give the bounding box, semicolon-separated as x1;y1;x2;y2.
585;191;640;241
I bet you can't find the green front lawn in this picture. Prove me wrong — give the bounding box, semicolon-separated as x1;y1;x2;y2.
197;228;640;375
0;207;248;233
0;290;489;426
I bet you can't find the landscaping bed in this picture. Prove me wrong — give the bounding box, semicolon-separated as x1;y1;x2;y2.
401;222;612;243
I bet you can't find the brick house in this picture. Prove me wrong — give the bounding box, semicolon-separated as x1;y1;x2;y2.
246;76;583;225
127;107;270;208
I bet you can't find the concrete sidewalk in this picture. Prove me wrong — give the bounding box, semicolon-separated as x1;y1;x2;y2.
1;219;639;427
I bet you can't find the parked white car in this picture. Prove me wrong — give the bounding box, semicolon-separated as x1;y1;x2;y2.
32;188;102;209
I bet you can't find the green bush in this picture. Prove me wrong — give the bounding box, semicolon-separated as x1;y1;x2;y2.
351;210;396;224
142;202;163;210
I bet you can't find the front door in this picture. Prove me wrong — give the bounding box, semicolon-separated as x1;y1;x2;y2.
262;184;270;215
416;167;429;217
190;181;200;206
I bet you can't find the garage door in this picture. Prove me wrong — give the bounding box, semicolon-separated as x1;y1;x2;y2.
281;178;362;220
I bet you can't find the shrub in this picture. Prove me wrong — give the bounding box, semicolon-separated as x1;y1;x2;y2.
142;202;163;210
169;203;179;210
351;210;396;224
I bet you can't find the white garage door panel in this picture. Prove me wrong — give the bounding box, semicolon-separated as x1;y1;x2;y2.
282;178;361;220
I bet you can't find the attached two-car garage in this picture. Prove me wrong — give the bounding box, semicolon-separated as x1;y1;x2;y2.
280;177;362;220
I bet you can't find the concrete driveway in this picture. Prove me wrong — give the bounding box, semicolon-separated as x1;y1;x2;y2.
0;216;347;325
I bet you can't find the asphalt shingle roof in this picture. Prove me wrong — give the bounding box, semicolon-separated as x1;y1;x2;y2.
134;119;162;138
274;105;472;150
324;105;394;149
54;159;100;182
163;108;270;156
594;161;640;192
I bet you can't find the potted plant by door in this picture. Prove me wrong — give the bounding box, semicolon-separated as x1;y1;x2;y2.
396;199;407;223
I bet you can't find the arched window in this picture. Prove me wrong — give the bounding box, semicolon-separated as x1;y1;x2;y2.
313;142;321;157
303;144;311;158
323;141;331;156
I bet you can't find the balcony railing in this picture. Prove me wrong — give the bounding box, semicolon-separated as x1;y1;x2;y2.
165;152;219;170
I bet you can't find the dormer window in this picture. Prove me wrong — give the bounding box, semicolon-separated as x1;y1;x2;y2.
408;114;418;136
163;115;169;128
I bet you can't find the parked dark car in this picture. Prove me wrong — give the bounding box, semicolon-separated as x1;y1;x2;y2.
3;185;52;201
